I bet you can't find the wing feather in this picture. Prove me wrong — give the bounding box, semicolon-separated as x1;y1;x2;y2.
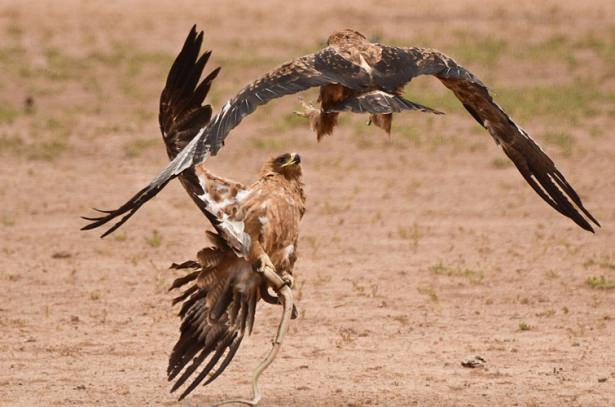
168;258;262;400
378;46;599;232
81;25;219;237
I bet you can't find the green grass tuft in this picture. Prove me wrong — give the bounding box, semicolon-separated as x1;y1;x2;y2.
145;230;162;248
27;140;69;161
518;321;532;331
250;136;287;150
586;276;615;290
542;131;574;157
584;257;615;271
429;261;484;283
0;105;20;124
491;157;512;169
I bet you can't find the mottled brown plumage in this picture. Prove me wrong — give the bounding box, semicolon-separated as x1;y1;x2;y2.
167;152;304;401
82;26;598;236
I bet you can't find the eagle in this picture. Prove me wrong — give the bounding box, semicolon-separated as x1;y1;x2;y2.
82;26;598;237
166;152;304;403
93;28;306;404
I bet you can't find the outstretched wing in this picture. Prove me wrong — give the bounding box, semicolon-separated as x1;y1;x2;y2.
81;31;373;237
168;251;262;400
190;46;371;160
373;46;599;232
81;26;221;237
160;25;220;160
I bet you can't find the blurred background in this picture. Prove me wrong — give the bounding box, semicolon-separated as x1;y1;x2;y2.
1;1;614;406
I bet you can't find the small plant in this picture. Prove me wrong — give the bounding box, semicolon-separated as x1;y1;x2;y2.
518;321;532;331
429;261;484;283
113;231;127;242
391;314;409;325
335;328;355;348
145;230;162;248
491;157;512;169
417;286;438;303
250;136;286;150
584;257;615;271
586;276;615;290
397;223;423;249
27;140;69;161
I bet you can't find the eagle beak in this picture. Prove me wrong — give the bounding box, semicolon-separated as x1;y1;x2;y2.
281;153;301;167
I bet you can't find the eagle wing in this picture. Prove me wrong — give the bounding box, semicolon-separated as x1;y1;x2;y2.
370;46;599;232
81;26;221;237
167;249;262;401
81;29;372;236
160;26;220;160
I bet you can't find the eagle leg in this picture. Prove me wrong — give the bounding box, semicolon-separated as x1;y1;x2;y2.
294;99;336;141
368;113;392;135
209;265;294;407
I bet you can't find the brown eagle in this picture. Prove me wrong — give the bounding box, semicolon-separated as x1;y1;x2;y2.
82;26;598;236
90;28;305;403
167;152;304;403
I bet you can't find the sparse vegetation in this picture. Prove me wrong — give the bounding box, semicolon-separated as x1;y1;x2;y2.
0;105;19;124
113;231;128;242
429;261;484;283
395;223;423;249
491;157;512;169
584;257;615;271
250;136;287;150
0;134;23;153
450;32;507;67
145;230;162;248
391;314;409;325
586;276;615;290
27;140;69;161
417;286;438;303
543;131;574;157
518;322;532;331
123;138;158;158
335;327;356;348
496;81;606;123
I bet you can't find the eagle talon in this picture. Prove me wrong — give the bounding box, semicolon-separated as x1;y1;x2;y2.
281;273;294;289
294;99;320;118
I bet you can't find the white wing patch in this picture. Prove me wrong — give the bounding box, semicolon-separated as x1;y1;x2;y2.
194;165;252;258
236;189;252;202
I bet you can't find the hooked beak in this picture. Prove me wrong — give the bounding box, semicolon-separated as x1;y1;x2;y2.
281;153;301;167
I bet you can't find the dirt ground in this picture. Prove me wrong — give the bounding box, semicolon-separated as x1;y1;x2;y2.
1;0;614;406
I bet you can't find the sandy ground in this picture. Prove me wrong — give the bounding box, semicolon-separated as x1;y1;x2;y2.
1;0;614;406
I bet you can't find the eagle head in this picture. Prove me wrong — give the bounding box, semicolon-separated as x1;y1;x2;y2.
327;29;367;46
266;152;302;179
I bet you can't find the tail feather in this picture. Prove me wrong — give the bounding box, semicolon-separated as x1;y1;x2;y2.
167;255;263;400
327;90;444;115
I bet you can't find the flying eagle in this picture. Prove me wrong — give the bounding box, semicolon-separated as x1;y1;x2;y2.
82;26;598;236
91;28;305;404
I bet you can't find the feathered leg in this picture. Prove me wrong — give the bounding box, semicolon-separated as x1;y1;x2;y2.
295;99;338;141
368;113;392;134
